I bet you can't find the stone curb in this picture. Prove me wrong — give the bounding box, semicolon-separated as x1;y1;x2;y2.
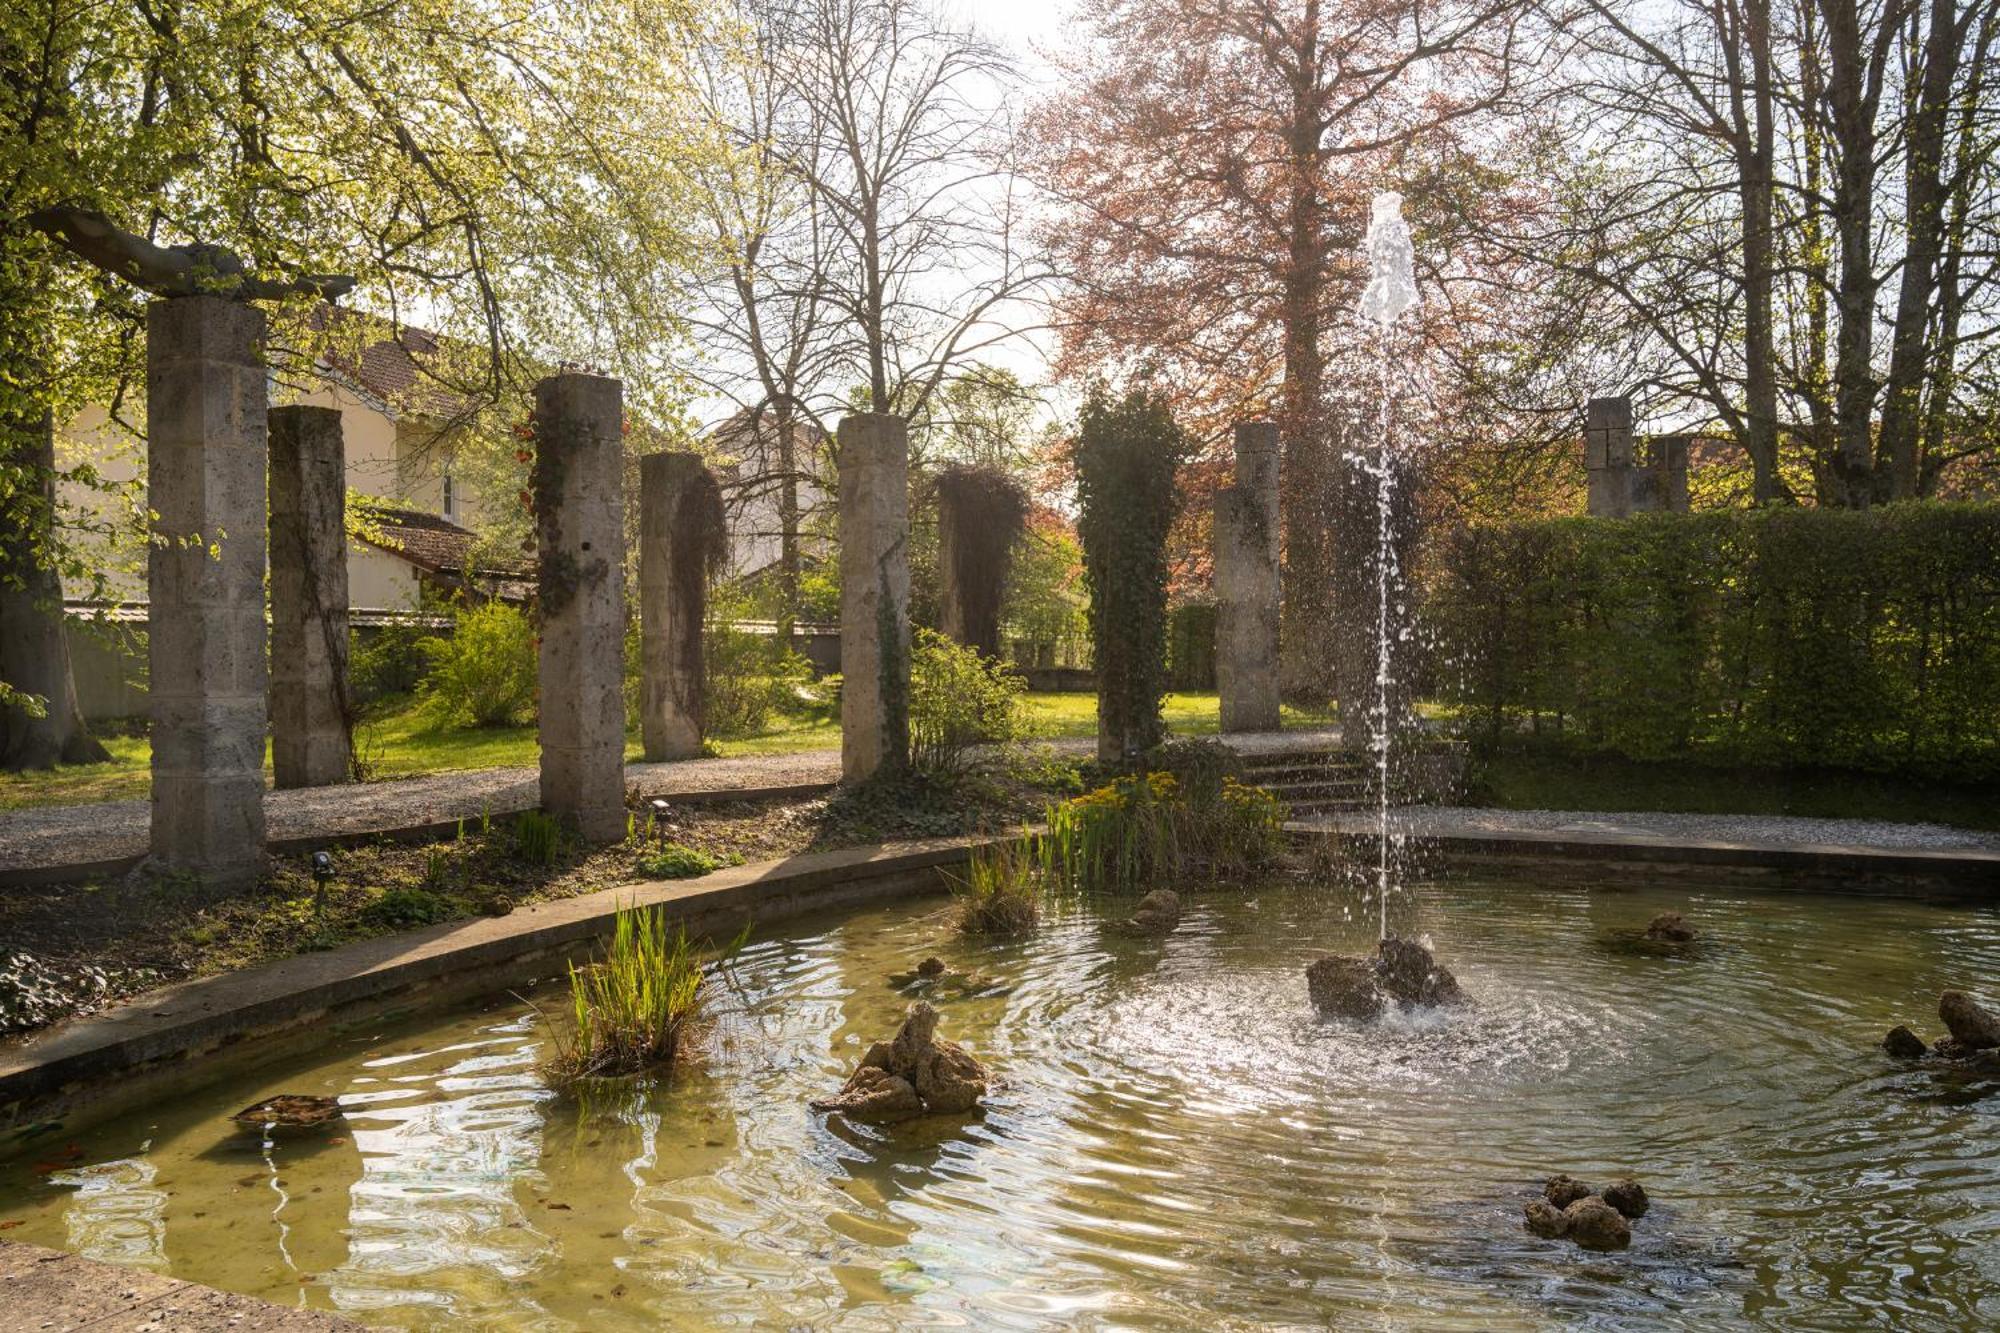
1;1238;362;1330
0;834;994;1135
1296;819;2000;897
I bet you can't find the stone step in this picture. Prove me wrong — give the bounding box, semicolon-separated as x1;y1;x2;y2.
1262;779;1369;800
1247;762;1371;785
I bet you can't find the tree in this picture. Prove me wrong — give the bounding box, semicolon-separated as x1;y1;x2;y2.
1027;0;1526;704
1;0;723;767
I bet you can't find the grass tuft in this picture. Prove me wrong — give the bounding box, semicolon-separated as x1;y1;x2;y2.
950;836;1045;935
542;904;712;1087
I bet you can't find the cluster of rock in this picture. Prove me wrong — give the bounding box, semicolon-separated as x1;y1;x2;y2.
1522;1173;1649;1251
1883;990;2000;1068
1643;912;1697;944
1115;889;1182;935
810;1001;989;1123
1306;936;1469;1020
887;955;1005;999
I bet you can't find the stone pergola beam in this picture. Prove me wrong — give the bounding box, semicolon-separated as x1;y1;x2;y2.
146;295;269;888
268;405;352;788
836;412;910;782
533;371;628;842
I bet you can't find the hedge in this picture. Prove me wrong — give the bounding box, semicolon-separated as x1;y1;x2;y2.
1430;504;2000;777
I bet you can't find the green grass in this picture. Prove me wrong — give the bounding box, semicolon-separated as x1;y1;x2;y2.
542;903;709;1087
1469;742;2000;832
0;691;1338;812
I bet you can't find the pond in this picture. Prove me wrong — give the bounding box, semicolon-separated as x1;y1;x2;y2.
3;877;1997;1329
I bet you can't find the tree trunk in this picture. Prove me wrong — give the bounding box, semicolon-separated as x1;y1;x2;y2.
1822;0;1884;506
1877;0;1959;500
1;406;111;770
1737;0;1784;503
774;404;803;647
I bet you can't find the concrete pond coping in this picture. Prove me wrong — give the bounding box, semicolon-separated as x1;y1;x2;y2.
1299;815;2000;899
0;833;997;1137
1;1237;362;1330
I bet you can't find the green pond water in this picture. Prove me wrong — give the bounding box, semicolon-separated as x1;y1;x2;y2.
3;877;1998;1330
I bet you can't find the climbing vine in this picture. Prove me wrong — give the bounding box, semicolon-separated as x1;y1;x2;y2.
1072;384;1185;763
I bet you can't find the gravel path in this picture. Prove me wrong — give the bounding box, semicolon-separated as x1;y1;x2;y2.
1318;806;2000;852
0;730;1351;877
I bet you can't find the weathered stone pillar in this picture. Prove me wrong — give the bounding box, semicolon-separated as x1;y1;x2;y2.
638;451;714;761
534;371;627;842
268;406;351;788
836;412;910;782
147;295;268;888
1216;420;1282;733
1585;396;1635;517
935;465;1026;660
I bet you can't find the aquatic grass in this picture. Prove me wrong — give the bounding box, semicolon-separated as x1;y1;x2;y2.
949;836;1045;935
1038;770;1285;895
542;904;710;1087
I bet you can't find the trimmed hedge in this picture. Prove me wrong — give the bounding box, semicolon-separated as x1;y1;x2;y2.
1431;505;2000;776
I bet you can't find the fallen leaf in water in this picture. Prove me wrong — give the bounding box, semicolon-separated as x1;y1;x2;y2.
547;1202;571;1211
0;1220;23;1230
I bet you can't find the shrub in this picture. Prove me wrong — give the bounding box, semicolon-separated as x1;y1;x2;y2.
1073;385;1185;761
363;886;458;930
704;589;818;739
950;836;1043;935
542;905;709;1086
350;622;441;704
634;841;725;880
418;601;537;728
1430;505;2000;776
1040;767;1285;895
909;628;1025;777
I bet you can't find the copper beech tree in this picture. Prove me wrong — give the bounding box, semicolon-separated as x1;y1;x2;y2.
1026;0;1526;705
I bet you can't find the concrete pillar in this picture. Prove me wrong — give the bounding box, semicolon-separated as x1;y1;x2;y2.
268;406;351;788
146;295;268;888
1585;396;1635;517
533;371;627;842
1217;420;1282;733
836;412;910;782
638;451;712;761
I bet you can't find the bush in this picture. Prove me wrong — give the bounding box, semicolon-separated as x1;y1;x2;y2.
1431;505;2000;776
910;628;1025;777
951;837;1043;935
542;905;710;1086
1041;767;1286;896
704;591;818;739
350;622;441;704
418;601;538;728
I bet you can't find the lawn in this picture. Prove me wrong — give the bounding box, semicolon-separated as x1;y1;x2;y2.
0;691;1338;812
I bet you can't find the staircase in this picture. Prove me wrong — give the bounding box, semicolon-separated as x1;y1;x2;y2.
1239;749;1372;818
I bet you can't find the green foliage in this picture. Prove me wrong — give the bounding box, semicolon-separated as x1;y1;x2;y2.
1166;604;1218;690
350;622;442;705
950;837;1044;935
1041;766;1285;896
1432;505;2000;776
1003;519;1089;666
634;841;725;880
910;628;1026;777
1073;386;1185;759
514;809;564;867
704;586;819;738
362;886;459;930
542;905;710;1087
418;601;538;728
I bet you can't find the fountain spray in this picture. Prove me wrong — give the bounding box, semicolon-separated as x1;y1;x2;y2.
1356;191;1419;941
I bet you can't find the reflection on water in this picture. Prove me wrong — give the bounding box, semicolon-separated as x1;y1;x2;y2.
4;878;2000;1330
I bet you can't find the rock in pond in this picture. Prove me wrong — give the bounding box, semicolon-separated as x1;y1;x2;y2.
1643;912;1697;943
1543;1174;1592;1209
232;1094;343;1136
917;956;946;979
1882;1024;1929;1060
1523;1198;1569;1239
1307;936;1469;1019
1602;1178;1649;1220
811;1001;989;1123
1563;1196;1632;1251
1117;889;1182;935
1938;990;2000;1050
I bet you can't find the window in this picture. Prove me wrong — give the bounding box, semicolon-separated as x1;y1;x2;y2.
442;472;455;520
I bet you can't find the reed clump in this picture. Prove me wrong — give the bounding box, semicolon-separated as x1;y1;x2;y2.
542;904;709;1087
1040;769;1285;896
950;836;1045;935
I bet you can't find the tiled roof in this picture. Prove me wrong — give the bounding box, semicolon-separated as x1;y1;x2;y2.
357;505;534;600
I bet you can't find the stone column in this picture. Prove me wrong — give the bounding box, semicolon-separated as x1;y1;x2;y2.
1216;420;1281;733
638;451;710;761
534;371;627;842
147;295;268;888
1585;396;1635;517
268;405;351;788
836;412;910;782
